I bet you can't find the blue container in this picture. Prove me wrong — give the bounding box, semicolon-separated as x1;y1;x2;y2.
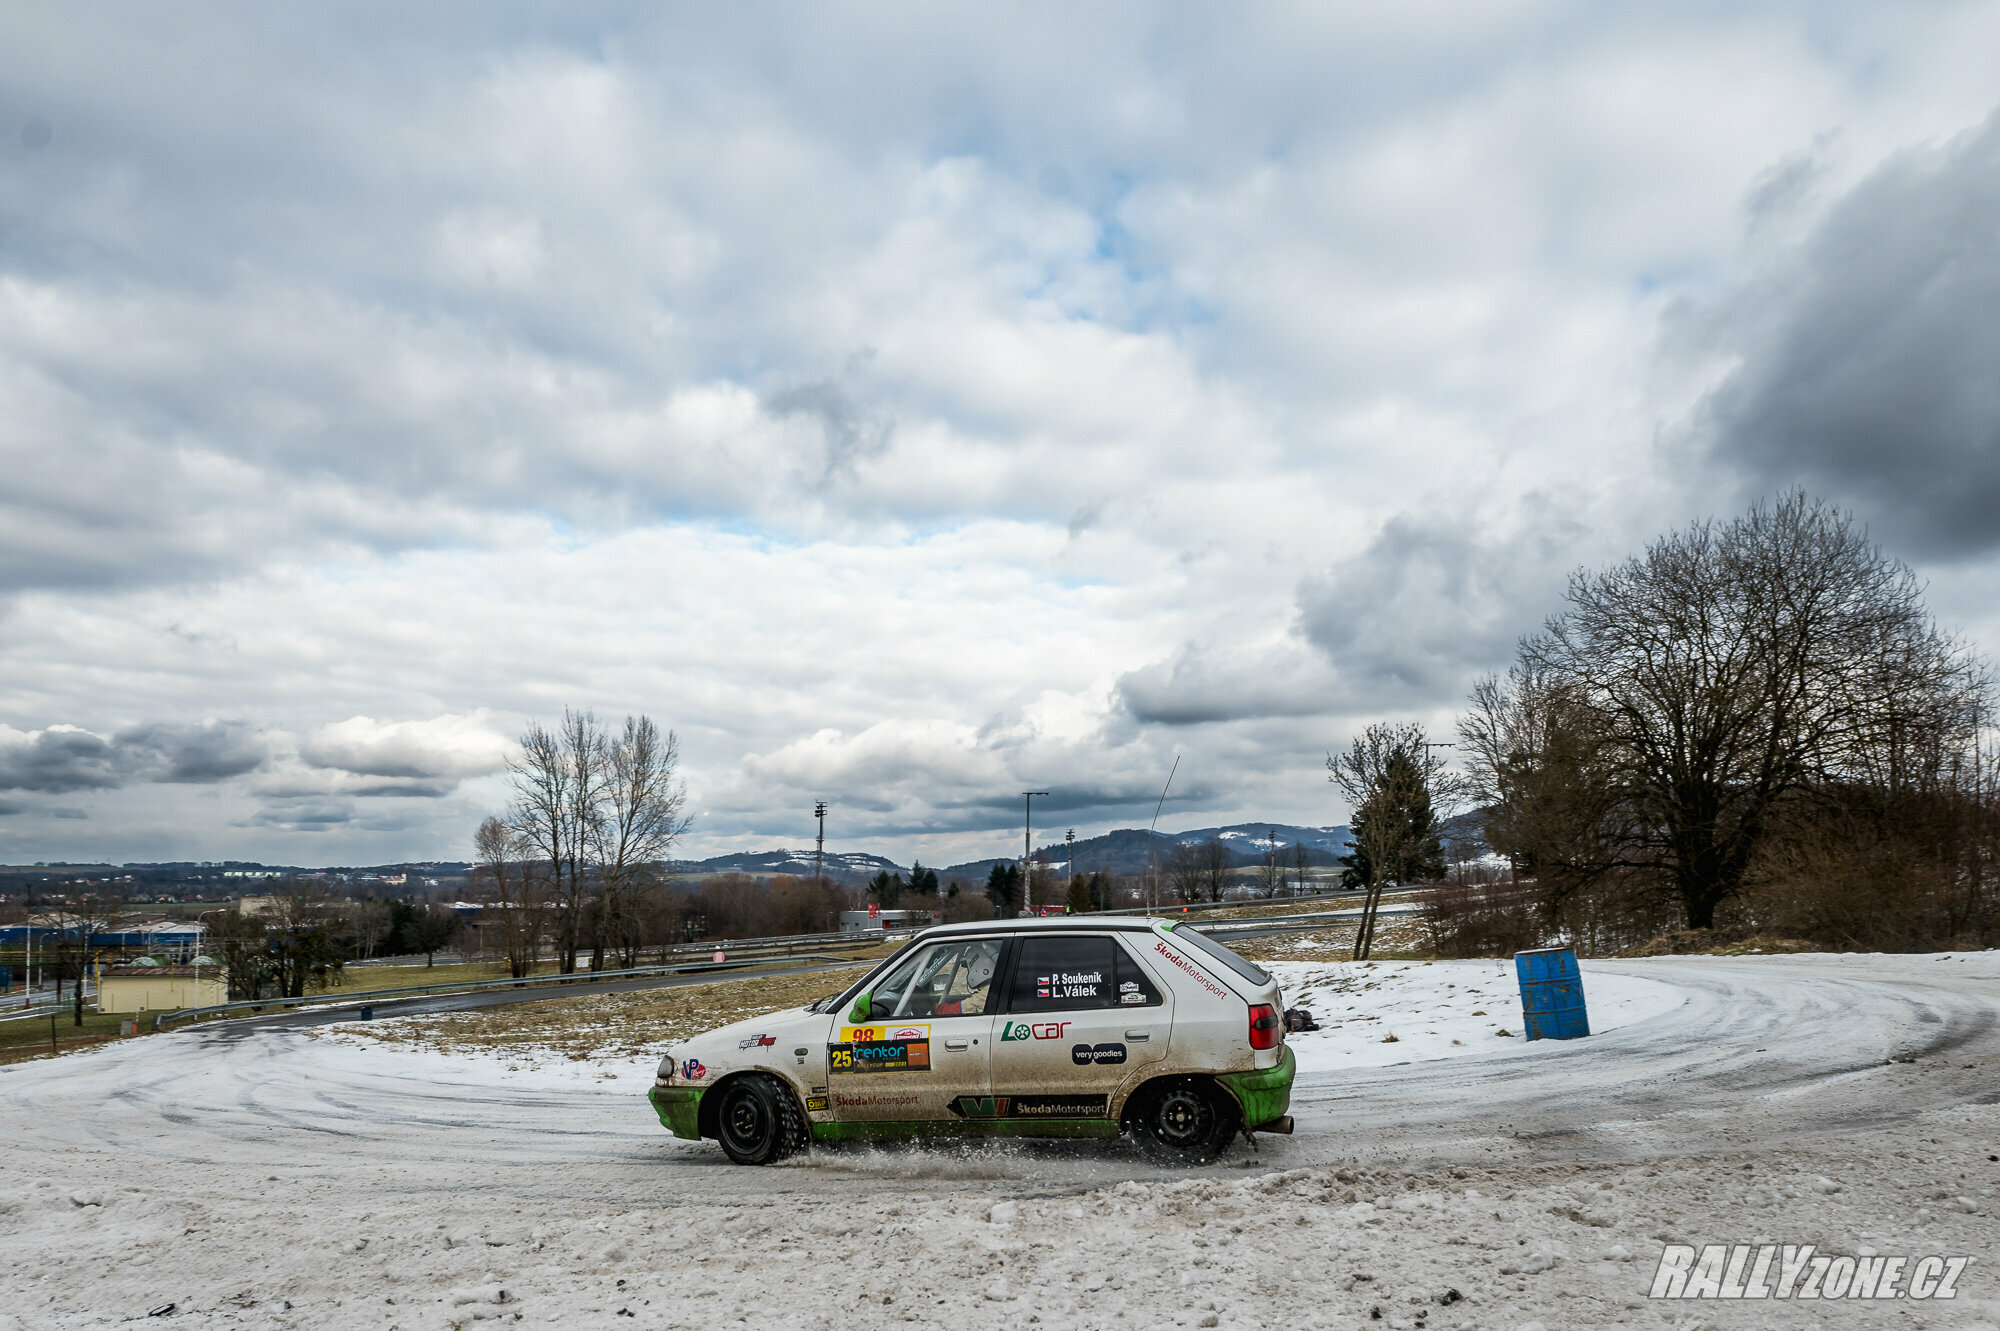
1514;947;1590;1040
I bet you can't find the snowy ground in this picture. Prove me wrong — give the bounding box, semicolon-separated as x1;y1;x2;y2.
2;953;1997;1329
1267;959;1685;1072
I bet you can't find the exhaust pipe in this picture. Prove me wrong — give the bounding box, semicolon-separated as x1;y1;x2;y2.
1255;1115;1294;1135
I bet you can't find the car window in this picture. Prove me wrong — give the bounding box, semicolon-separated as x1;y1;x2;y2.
1006;936;1119;1012
870;939;1004;1019
1112;939;1164;1007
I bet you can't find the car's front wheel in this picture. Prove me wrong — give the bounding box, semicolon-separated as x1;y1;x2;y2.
1127;1077;1239;1163
713;1075;805;1166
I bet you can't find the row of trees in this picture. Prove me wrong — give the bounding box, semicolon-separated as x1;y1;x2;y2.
1340;495;1998;957
476;710;693;976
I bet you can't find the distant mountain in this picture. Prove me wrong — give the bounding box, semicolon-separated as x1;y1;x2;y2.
939;823;1355;882
1438;810;1488;858
1170;823;1354;856
679;848;904;885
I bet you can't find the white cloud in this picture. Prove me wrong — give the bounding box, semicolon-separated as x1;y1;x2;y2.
301;712;513;783
4;6;2000;863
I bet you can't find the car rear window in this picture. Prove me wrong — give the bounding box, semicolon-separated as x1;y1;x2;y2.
1165;923;1272;987
1007;936;1118;1011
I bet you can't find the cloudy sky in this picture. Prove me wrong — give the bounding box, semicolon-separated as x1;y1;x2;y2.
4;3;2000;868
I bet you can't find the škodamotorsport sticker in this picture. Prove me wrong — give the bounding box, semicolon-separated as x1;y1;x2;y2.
828;1039;932;1073
946;1095;1110;1119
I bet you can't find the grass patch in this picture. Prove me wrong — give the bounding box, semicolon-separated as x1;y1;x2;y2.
0;1007;133;1066
1231;917;1429;964
318;966;871;1062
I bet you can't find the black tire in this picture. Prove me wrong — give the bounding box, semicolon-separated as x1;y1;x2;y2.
713;1075;806;1166
1126;1078;1239;1163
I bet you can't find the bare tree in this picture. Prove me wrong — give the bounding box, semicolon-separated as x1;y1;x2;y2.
1291;841;1312;894
45;896;125;1026
1195;838;1231;902
1458;665;1631;932
1518;494;1979;929
1257;831;1285;898
1163;840;1205;904
350;899;393;960
209;907;272;1001
1329;723;1459;959
477;815;548;979
510;710;605;974
265;887;348;997
589;716;693;971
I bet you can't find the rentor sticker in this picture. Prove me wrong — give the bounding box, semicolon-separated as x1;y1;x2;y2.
828;1039;932;1074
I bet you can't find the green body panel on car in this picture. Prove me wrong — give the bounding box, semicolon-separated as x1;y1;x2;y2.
806;1117;1122;1144
649;1085;704;1140
1214;1045;1295;1127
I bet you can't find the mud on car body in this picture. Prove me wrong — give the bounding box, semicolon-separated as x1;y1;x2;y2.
648;917;1294;1164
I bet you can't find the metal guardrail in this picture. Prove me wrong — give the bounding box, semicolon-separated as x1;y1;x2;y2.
349;924;925;971
151;952;860;1031
1185;903;1422;937
1091;892;1363;917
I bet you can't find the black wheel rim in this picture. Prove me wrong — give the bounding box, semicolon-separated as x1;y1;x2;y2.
1154;1087;1212;1146
720;1087;772;1154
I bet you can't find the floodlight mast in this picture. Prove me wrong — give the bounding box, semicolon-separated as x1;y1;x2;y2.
1022;792;1049;916
814;801;828;890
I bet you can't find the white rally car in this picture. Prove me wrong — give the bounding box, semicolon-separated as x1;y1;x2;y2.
649;917;1295;1164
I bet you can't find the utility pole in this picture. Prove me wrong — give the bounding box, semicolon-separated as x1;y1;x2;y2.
814;801;828;891
1021;792;1049;915
1065;829;1076;886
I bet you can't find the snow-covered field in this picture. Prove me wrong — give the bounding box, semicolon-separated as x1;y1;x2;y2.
2;952;1997;1329
1267;959;1684;1072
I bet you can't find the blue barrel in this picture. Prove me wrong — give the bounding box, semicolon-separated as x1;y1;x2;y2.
1514;947;1590;1040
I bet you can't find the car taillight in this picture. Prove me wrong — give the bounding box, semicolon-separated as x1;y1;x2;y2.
1249;1003;1280;1050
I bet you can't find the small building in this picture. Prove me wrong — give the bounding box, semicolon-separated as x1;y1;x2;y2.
96;964;226;1014
838;909;941;934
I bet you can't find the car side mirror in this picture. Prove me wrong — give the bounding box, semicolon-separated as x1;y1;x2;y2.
847;990;871;1025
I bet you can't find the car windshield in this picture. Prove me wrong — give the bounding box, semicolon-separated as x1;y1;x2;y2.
866;939;1002;1019
1167;923;1273;987
815;936;1000;1016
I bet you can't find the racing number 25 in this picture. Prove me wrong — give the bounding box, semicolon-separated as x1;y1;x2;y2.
830;1046;854;1070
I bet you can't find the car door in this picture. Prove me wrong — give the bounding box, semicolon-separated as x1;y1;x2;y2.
985;933;1170;1122
828;937;1005;1123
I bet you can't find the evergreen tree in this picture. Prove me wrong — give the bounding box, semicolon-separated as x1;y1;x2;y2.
983;862;1022;917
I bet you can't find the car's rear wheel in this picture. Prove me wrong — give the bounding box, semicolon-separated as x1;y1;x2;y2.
713;1075;806;1165
1127;1077;1239;1163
